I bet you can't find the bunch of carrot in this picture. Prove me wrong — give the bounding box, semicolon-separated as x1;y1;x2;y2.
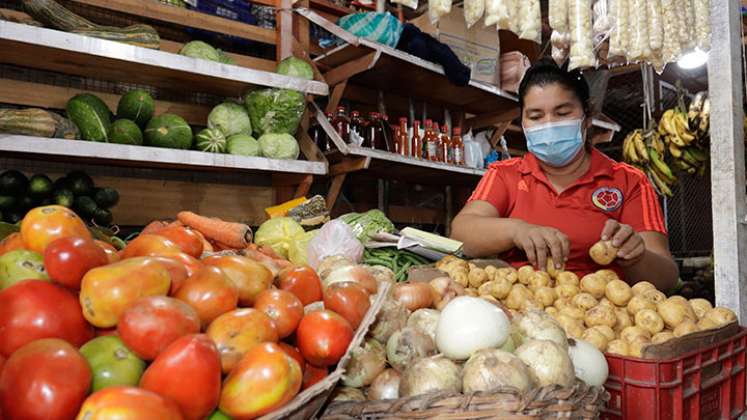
142;211;253;254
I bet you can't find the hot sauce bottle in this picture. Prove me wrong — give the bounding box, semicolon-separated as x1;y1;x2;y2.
452;127;465;165
424;119;439;161
411;120;422;159
398;118;410;156
441;124;452;164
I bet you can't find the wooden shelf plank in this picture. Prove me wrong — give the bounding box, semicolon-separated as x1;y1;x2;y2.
0;135;327;175
346;145;486;177
0;22;328;97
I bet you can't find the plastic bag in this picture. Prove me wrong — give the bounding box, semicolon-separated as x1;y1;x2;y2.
485;0;510;27
288;229;318;266
627;0;650;61
660;0;682;63
682;0;695;49
429;0;452;24
517;0;541;43
549;0;568;32
693;0;710;50
551;30;571;65
568;0;595;70
307;220;364;270
672;0;692;50
646;0;663;52
608;0;628;58
464;0;485;28
391;0;418;10
592;0;610;51
338;13;404;48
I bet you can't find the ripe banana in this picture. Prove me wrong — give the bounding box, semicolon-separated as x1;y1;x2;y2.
633;132;649;163
698;98;710;137
668;142;683;158
688;91;707;125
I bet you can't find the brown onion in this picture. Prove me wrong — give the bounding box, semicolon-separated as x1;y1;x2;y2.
394;282;434;311
325;265;378;294
342;338;387;388
370;299;410;343
386;327;436;372
368;368;401;400
399;355;462;397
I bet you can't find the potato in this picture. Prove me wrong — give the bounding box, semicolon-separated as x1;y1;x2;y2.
505;284;533;310
529;271;552;291
560;305;586;321
585;305;617;328
468;262;478;271
517;265;535;285
590;325;616;342
667;296;688;305
535;286;558;307
598;297;615;308
596;269;620;282
478;278;512;300
607;339;630;356
545;307;559;318
606;279;634;306
484;265;498;281
468;268;489;288
614;307;633;332
556;314;585;338
642;289;667;304
436;255;459;269
464;288;479;297
580;274;607;299
521;298;543;312
589;240;619;265
496;267;519;284
697;317;720;331
651;331;675;344
554;298;571;310
657;299;695;329
704;307;737;326
689;299;713;320
556;284;580;300
452;271;469;288
627;295;657;316
635;309;665;335
673;320;699;337
572;293;599;311
628;336;651;358
545;257;564;279
556;271;580;287
582;328;609;352
620;325;652;343
631;281;657;295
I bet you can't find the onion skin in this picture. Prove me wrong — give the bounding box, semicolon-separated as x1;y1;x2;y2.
342;338;387;388
368;369;401;400
462;349;533;393
370;299;410;343
407;309;440;342
399;355;462;397
386;327;436;372
393;283;434;311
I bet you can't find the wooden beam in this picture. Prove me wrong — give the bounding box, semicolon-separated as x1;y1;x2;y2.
291;36;326;82
297;108;328;164
326;81;348;114
330;157;370;176
294;175;314;198
323;52;380;86
489;121;511;149
464;107;520;130
326;174;346;209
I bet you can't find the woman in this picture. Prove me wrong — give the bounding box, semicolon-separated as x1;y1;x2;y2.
451;60;678;291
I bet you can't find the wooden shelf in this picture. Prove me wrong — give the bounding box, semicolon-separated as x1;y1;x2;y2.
0;136;327;175
0;21;329;97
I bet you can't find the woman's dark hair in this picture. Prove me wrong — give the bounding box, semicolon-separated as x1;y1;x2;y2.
518;58;591;114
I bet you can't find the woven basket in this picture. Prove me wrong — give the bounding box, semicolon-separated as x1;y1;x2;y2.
321;380;609;419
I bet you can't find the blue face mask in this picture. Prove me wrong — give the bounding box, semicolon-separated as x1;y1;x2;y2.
523;119;585;167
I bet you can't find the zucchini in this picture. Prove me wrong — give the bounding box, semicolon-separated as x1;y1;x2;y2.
23;0;98;31
72;24;161;50
0;108;57;137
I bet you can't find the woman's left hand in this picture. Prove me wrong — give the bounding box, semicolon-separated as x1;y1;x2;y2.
601;220;645;265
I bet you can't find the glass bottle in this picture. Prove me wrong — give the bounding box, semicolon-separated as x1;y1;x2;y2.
433;122;443;162
441;124;452;164
331;106;350;144
452;127;465;165
381;114;395;152
398;117;409;156
349;110;364;146
317;112;333;152
411;120;422;159
424;119;439;161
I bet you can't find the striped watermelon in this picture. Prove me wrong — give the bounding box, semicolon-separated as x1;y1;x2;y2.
196;128;226;153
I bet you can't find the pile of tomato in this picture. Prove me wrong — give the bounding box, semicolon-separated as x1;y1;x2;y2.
0;205;374;420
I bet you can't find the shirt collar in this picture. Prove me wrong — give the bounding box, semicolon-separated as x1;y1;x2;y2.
518;148;616;181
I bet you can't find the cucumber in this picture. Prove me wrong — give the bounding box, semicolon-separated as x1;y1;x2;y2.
54;189;75;208
67;171;94;196
110;119;143;145
94;188;119;209
74;196;98;220
28;174;53;198
0;108;58;137
72;24;161;50
0;171;28;196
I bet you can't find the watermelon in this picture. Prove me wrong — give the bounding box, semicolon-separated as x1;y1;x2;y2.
110;119;143;145
117;89;155;128
66;94;112;142
195;127;227;153
226;134;260;156
144;114;193;149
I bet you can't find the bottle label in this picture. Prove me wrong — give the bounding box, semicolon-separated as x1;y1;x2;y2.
427;142;438;159
349;128;364;146
454;147;464;165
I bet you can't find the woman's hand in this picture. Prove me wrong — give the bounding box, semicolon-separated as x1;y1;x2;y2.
512;221;570;271
601;219;645;266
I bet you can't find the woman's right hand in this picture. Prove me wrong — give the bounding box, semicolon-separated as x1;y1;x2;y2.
511;221;570;271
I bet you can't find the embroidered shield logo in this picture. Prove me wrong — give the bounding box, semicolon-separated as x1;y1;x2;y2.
592;187;623;212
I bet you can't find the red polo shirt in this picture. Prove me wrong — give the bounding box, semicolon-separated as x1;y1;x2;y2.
468;149;667;277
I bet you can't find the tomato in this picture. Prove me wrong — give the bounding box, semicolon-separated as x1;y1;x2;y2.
254;289;304;338
95;240;120;263
0;338;91;420
80;336;146;391
219;342;302;419
20;205;91;254
160;252;204;280
323;282;371;330
296;310;353;367
44;236;109;290
175;266;238;327
206;308;278;374
121;234;181;259
203;255;272;307
79;257;172;328
154;226;204;258
76;386;184;420
140;334;222;420
277;342;305;374
0;233;24;257
118;296;200;361
149;256;189;295
278;266;323;306
302;363;328;390
0;280;93;357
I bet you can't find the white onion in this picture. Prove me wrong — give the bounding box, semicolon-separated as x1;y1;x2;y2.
366;265;396;288
342;338;387;387
386;327;436;372
367;368;401;400
370;299;410;343
436;296;510;360
399;355;462;397
407;309;441;342
515;339;575;387
515;310;569;350
568;338;609;387
462;349;534;393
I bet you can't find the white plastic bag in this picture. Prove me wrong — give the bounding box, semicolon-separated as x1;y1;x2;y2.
682;0;695;48
647;0;663;52
549;0;569;32
391;0;419;10
673;0;692;50
592;0;610;51
608;0;628;58
485;0;510;27
660;0;682;63
518;0;541;43
551;30;571;65
307;220;364;270
568;0;595;70
429;0;452;24
627;0;650;61
693;0;710;50
464;0;485;28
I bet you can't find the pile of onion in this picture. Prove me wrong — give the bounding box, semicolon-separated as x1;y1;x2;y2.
462;349;533;393
515;339;575;387
430;277;465;311
324;264;378;294
406;309;440;342
370;299;410;343
386;327;436;372
436;296;510;360
399;355;462;397
342;338;387;388
567;338;609;387
368;369;401;400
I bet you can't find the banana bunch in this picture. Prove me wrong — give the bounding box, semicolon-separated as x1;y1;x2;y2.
622;128;677;197
658;96;709;177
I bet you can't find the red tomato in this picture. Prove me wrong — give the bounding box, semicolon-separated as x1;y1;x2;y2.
118;296;200;361
0;338;91;420
203;255;272;307
154;226;204;259
302;363;328;390
149;256;189;295
160;252;203;280
0;280;93;357
174;266;238;327
206;308;278;374
254;289;304;339
277;342;305;373
278;266;323;306
95;240;120;263
44;236;109;290
323;282;371;330
296;310;353;367
219;342;302;419
20;205;91;254
77;386;184;420
121;234;181;259
0;233;25;257
140;334;221;420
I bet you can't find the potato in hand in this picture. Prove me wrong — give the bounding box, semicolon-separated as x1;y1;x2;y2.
589;240;619;265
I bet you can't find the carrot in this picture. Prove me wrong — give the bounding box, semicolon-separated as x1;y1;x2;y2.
141;220;170;235
176;211;252;249
191;229;213;254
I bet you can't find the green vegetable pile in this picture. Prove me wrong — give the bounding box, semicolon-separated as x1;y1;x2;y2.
363;248;429;282
339;209;396;243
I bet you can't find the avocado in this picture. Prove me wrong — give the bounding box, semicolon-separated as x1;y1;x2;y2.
74;196;97;220
93;208;113;226
0;170;28;196
94;187;120;209
0;195;17;211
28;174;54;199
67;171;95;196
54;189;75;208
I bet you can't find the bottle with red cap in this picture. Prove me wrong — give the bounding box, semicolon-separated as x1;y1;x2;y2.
331;106;350;144
411;120;422;159
441;124;452;164
424;119;439;161
349;110;364;146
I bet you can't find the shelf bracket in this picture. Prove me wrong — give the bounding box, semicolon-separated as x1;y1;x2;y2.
323;51;381;87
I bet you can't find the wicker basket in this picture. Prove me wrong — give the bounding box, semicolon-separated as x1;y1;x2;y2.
321;380;609;419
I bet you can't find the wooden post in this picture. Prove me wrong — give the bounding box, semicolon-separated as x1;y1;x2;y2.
276;0;294;61
707;0;747;320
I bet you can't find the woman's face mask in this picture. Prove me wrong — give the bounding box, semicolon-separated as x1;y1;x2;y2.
523;118;585;167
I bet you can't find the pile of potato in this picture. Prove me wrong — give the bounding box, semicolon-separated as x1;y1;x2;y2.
435;256;737;357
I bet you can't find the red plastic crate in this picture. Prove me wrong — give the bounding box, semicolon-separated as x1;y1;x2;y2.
602;328;747;420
